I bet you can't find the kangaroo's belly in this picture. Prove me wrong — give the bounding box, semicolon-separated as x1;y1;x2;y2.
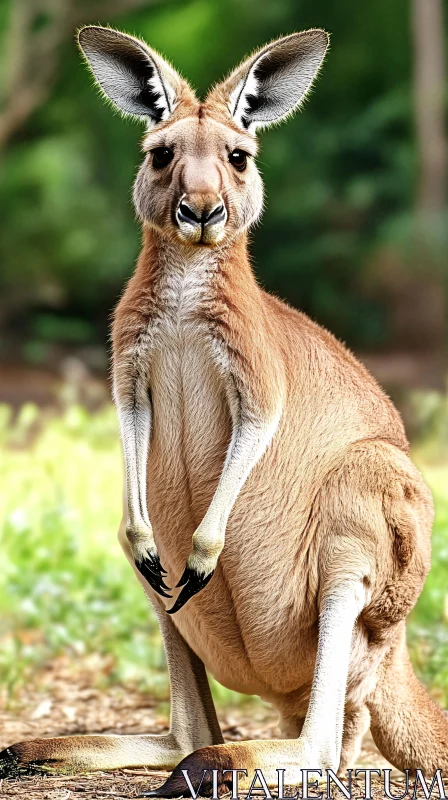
143;266;382;700
146;318;322;700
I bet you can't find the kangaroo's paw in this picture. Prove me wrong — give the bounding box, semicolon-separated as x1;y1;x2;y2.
0;739;84;778
167;566;215;614
127;523;171;599
0;745;46;779
142;744;234;797
167;527;220;613
136;551;172;599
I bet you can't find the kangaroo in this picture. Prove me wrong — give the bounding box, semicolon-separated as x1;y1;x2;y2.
1;25;447;794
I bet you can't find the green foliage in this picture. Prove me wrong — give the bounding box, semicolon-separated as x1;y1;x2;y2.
1;0;443;357
408;463;448;704
0;403;151;696
407;389;448;462
0;403;447;704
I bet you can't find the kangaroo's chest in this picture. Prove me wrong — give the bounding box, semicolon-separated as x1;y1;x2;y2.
147;265;231;542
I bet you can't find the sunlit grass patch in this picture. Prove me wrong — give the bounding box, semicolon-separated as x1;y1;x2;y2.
0;403;162;699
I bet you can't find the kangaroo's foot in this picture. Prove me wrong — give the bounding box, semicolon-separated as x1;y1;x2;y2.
126;522;172;599
0;733;190;777
145;739;327;797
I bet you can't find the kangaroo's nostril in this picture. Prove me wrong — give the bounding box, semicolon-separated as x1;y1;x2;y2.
178;201;201;225
203;204;226;226
204;204;224;223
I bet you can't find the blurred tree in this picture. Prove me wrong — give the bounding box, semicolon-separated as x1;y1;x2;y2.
413;0;447;216
413;0;447;355
0;0;161;154
0;0;447;372
384;0;448;353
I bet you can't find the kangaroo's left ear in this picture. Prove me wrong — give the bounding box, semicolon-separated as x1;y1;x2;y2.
78;26;188;125
212;30;329;133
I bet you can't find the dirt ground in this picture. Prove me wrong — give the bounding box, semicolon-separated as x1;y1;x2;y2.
0;657;436;800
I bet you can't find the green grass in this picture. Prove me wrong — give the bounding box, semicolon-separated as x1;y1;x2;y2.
0;402;447;705
407;461;448;704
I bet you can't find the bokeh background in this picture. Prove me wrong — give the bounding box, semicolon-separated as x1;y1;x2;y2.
0;0;447;710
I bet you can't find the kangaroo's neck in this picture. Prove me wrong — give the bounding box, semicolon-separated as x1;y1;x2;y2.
136;227;260;306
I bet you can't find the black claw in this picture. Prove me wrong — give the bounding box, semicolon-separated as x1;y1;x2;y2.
167;568;214;614
175;564;190;588
0;748;20;779
0;747;51;779
135;553;172;599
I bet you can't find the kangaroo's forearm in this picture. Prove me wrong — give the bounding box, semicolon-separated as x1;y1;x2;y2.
199;403;282;536
166;324;284;613
113;350;171;598
113;355;153;532
116;398;152;529
205;310;285;529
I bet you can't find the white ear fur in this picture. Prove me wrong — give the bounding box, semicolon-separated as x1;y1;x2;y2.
225;30;329;132
78;26;182;126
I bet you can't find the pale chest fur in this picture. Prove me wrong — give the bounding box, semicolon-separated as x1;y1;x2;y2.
147;254;231;557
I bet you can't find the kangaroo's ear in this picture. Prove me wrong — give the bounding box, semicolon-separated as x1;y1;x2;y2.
212;30;329;133
78;26;185;125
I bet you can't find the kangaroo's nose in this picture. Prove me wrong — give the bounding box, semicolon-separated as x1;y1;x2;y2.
177;198;226;228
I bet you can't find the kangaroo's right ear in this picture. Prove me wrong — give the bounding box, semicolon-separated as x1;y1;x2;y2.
78;26;185;125
210;30;329;133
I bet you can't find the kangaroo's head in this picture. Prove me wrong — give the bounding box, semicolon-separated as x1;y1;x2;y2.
79;26;329;247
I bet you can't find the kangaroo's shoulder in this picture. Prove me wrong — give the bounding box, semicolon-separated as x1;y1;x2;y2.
261;288;408;450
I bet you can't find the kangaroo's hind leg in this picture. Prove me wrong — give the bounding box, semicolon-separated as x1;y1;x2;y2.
148;439;441;797
0;517;223;777
147;576;369;797
338;705;370;771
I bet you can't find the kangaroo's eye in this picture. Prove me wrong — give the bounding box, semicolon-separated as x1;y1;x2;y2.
229;149;248;172
152;147;174;169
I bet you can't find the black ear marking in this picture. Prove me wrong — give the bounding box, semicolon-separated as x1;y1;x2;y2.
116;51;165;123
241;50;286;128
240;90;262;130
222;30;329;133
78;26;179;124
